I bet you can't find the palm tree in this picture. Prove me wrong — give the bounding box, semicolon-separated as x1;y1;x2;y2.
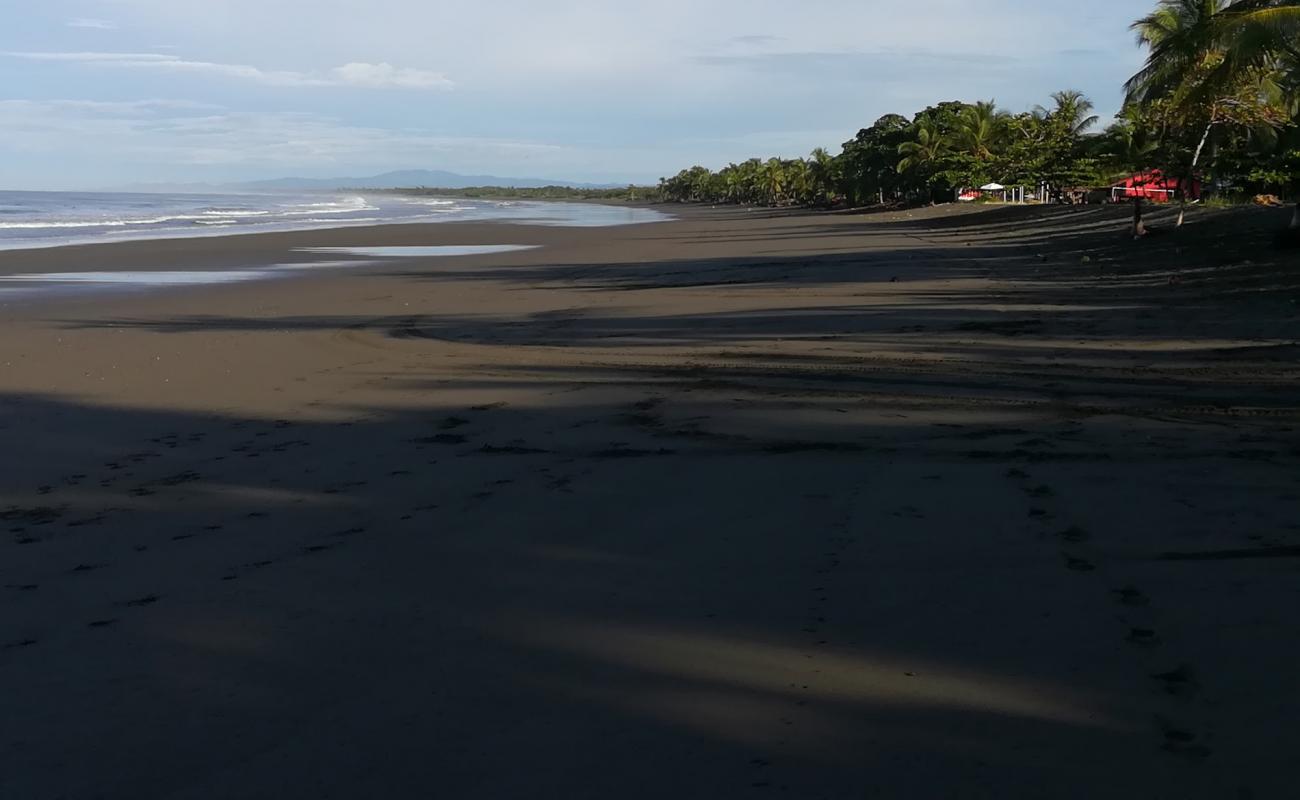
951;101;1007;160
760;158;787;206
1127;0;1300;226
1038;90;1101;135
783;159;810;205
1128;0;1245;225
1127;0;1229;105
807;147;838;206
896;122;949;175
1097;106;1161;175
1219;0;1300;229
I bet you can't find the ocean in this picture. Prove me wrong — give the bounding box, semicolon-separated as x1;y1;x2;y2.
0;190;670;250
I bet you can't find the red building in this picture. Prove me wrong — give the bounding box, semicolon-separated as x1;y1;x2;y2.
1111;170;1201;203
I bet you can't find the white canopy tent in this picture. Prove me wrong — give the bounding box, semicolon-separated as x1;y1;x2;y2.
958;183;1028;203
978;183;1030;203
980;183;1009;202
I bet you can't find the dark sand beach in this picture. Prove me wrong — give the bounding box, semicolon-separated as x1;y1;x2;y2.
1;203;1298;798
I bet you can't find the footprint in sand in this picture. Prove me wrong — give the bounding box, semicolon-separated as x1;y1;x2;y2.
1058;525;1090;543
1151;664;1198;696
414;434;467;445
1063;554;1096;572
1113;585;1151;606
1127;627;1161;645
1160;726;1212;759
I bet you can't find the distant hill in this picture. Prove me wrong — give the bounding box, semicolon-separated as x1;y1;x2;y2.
117;170;624;194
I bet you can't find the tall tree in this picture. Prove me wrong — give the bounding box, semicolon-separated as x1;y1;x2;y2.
951;101;1008;160
807;148;839;206
897;122;950;177
1127;0;1293;225
839;114;912;205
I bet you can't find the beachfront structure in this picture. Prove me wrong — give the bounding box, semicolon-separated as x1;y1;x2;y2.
957;183;1028;203
1111;170;1202;203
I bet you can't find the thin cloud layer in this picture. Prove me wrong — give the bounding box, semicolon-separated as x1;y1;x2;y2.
66;18;118;30
6;51;454;90
0;99;559;183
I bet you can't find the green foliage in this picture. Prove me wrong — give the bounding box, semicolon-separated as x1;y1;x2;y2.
1125;0;1299;199
655;1;1299;211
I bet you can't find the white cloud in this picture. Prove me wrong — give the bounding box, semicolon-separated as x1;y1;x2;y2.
0;99;557;172
5;51;453;90
330;62;451;89
67;18;118;30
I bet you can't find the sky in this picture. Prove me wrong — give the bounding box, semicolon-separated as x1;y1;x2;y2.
0;0;1150;190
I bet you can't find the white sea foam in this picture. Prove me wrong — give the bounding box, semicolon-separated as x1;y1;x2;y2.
282;196;377;215
0;270;269;285
296;245;537;258
201;209;270;217
405;198;459;207
0;189;671;251
0;215;200;230
300;216;384;223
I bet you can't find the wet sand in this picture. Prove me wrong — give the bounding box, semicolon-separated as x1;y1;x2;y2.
1;203;1298;798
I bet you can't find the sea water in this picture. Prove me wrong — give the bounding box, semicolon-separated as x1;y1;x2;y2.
0;246;540;298
0;190;669;251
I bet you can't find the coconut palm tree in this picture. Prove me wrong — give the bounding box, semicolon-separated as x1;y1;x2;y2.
896;122;949;175
1128;0;1245;225
807;147;839;206
760;158;787;205
1128;0;1299;226
1097;106;1161;175
1219;0;1300;231
785;159;812;205
1127;0;1230;106
1038;90;1101;135
951;101;1008;160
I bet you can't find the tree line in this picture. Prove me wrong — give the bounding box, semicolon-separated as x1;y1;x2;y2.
658;0;1299;226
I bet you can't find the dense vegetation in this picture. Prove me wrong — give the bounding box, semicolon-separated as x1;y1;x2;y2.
658;0;1300;226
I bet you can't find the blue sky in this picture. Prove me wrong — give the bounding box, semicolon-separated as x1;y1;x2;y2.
1;0;1149;189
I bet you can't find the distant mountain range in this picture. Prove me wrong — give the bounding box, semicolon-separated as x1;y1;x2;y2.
117;170;624;193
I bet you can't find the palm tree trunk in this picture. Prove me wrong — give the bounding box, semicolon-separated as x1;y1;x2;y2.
1291;187;1299;230
1132;197;1146;238
1179;119;1215;228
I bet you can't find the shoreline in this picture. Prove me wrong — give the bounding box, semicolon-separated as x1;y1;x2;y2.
0;192;675;255
1;202;1297;798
